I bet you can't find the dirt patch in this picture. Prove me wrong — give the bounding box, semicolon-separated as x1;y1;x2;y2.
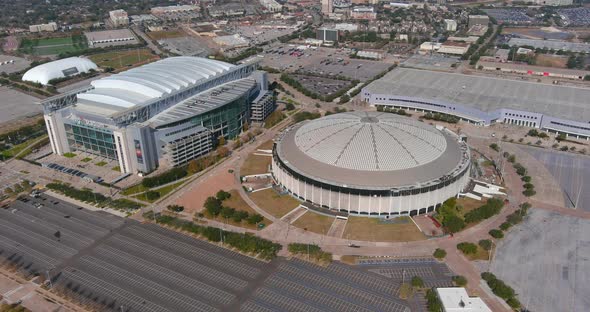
174;169;235;215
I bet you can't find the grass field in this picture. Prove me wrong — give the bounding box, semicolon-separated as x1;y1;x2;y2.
132;181;185;203
19;36;87;56
203;189;272;229
89;49;159;70
292;211;334;235
249;188;300;218
456;197;485;217
147;30;186;41
535;54;568;68
342;217;426;242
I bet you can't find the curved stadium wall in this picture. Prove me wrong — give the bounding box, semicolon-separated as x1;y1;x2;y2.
271;112;471;217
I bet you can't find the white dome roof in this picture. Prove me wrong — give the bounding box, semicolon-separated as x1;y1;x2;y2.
22;57;97;85
294;112;447;171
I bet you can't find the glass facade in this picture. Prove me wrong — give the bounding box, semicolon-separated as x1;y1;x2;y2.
64;123;117;159
160;96;249;140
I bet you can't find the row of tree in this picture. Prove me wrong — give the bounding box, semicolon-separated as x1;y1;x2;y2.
422;112;459;124
144;212;281;260
481;272;521;309
287;243;332;263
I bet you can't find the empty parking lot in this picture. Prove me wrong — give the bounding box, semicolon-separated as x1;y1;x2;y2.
1;194;413;311
491;209;590;312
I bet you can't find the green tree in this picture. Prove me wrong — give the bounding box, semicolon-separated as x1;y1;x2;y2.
144;190;160;201
216;190;231;201
478;239;492;251
220;206;235;219
247;213;264;224
489;229;504;239
442;214;465;233
166;204;184;213
204;196;222;216
433;248;447;260
411;276;425;288
452;275;468;287
457;242;477;255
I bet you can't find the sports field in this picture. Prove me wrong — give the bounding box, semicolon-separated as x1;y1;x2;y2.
88;48;159;70
19;35;88;56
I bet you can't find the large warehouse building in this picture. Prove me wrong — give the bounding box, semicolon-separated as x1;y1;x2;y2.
362;68;590;140
272;112;471;217
42;56;274;174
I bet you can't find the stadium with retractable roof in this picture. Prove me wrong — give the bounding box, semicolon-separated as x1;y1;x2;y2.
272;111;470;217
41;56;274;174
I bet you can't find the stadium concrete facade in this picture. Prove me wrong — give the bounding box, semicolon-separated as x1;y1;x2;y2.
42;56;274;174
362;68;590;140
272;112;470;217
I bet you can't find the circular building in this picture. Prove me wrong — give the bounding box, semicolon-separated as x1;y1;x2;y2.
272;111;470;217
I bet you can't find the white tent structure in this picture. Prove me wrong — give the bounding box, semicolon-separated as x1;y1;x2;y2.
22;57;97;85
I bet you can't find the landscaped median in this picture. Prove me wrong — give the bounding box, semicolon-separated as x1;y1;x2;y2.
287;243;332;265
143;211;281;261
46;182;144;213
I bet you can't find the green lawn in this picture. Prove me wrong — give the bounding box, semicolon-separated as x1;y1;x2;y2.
1;135;48;159
20;36;87;56
88;49;158;70
132;181;185;203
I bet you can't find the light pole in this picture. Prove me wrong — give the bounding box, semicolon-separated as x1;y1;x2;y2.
45;268;53;289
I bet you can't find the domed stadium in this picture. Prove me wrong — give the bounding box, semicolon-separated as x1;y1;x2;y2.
272;111;471;217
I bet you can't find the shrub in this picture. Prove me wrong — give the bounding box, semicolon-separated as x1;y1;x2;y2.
411;276;425;288
560;146;569;151
425;289;443;312
489;229;504;239
433;248;447;260
506;213;523;225
478;239;492;251
144;190;160;201
523;183;534;190
499;222;512;231
63;152;77;158
457;242;477;255
513;163;527;176
247;213;264;224
489;143;499;152
167;204;184;213
507;154;516;163
522;189;536;197
142;167;187;188
481;272;496;282
452;275;468;287
464;198;504;224
506;297;521;309
521;176;531;182
527;129;539;137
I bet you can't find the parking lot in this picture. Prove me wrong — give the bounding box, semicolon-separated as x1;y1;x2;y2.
483;8;540;25
491;209;590;312
244;259;410;312
520;145;590;211
0;86;42;124
292;74;354;96
260;47;392;82
158;36;210;57
356;257;454;289
1;194;415;312
558;7;590;27
0;54;31;74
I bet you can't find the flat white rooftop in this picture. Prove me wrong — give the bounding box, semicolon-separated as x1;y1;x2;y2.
436;287;492;312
